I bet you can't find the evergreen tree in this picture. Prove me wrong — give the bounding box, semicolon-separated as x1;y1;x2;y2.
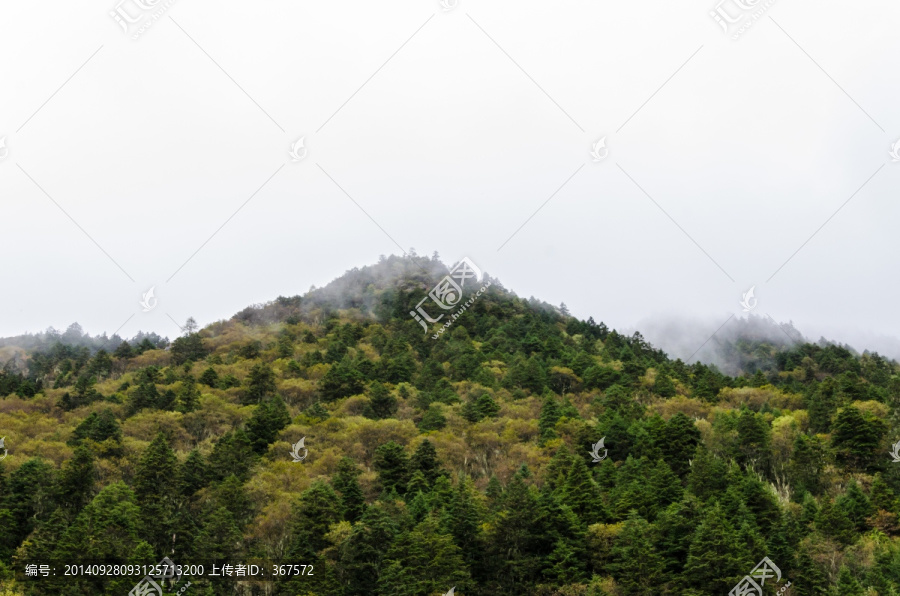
609;511;665;595
245;362;277;403
410;439;443;487
175;374;201;413
332;457;366;523
539;395;562;442
133;432;179;555
377;515;471;596
374;441;410;496
338;504;399;595
245;395;291;453
682;502;750;593
660;412;701;477
363;381;397;420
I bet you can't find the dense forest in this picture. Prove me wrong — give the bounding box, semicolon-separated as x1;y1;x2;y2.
1;254;899;595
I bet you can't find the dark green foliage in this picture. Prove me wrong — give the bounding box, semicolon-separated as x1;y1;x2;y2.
198;366;219;387
170;332;207;365
374;441;410;496
319;355;365;401
245;361;277;403
418;404;447;431
68;408;121;445
176;374;201;413
333;457;366;523
831;405;887;471
245;394;291;453
363;381;397;420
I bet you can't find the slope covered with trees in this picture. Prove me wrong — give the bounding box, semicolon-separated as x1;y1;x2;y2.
1;254;899;595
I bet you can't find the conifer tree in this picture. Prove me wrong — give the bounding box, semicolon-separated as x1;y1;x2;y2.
332;457;366;523
363;381;397;420
374;441;410;496
377;515;471;596
133;433;179;554
609;511;665;595
682;502;750;593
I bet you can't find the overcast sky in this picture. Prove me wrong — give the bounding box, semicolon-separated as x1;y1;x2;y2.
1;0;899;359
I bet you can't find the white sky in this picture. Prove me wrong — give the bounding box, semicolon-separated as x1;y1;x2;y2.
1;0;899;358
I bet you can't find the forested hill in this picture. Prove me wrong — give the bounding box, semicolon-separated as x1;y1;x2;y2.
1;254;900;595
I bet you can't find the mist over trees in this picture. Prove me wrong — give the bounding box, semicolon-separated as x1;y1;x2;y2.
0;254;899;595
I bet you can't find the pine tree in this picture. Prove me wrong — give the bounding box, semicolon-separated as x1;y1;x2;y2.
332;457;366;523
377;515;471;596
245;362;277;403
287;481;342;557
246;395;291;453
410;439;443;487
207;428;256;482
179;449;208;497
486;475;544;592
198;366;218;387
133;432;179;554
561;456;606;525
816;496;856;545
609;511;665;595
837;480;874;533
374;441;410;496
175;374;201;413
832;406;887;471
682;502;750;593
418;404;447;431
363;381;397;420
539;395;562;442
55;444;95;514
660;412;701;477
339;503;399;595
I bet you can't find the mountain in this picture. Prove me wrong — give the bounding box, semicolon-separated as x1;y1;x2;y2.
0;254;899;595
